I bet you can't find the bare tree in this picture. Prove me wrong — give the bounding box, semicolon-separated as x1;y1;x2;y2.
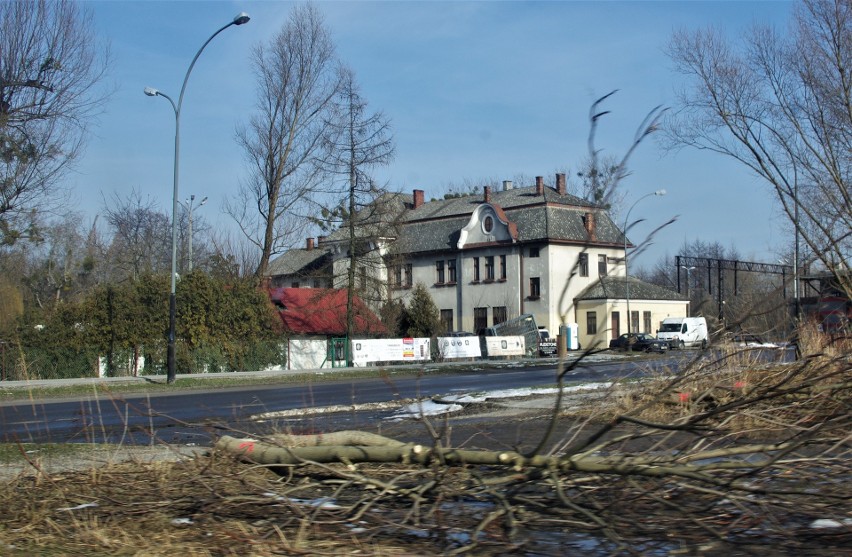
102;189;170;282
0;0;110;244
207;228;259;280
571;153;627;211
226;3;342;280
666;0;852;297
319;68;394;349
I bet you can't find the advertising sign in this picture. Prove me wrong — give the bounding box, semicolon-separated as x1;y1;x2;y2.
483;335;526;357
437;336;482;359
351;338;431;365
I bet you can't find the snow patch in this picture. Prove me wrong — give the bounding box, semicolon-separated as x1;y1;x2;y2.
388;400;464;419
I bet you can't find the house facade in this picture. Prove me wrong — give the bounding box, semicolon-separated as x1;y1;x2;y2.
268;174;688;350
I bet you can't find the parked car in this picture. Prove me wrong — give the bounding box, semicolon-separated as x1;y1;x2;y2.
609;333;669;353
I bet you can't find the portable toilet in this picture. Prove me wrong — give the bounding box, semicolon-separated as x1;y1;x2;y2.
566;322;579;350
559;323;580;351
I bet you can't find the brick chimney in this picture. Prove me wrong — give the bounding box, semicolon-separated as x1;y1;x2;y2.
556;173;567;195
484;185;491;203
584;212;596;241
317;235;327;246
306;237;314;251
413;189;425;209
535;176;544;196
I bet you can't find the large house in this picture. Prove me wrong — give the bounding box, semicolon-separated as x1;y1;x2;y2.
267;174;688;349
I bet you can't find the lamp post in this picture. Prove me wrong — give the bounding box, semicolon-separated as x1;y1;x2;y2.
145;12;250;384
623;189;666;334
680;265;696;303
178;194;208;272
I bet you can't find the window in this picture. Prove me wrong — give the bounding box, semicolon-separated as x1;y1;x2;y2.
499;254;506;280
630;310;639;334
483;215;494;233
394;265;402;287
643;311;652;334
587;311;597;335
493;306;507;325
598;254;608;276
529;277;541;299
291;281;300;288
440;309;453;333
313;279;321;288
404;264;412;287
529;247;540;258
473;257;480;282
447;259;457;283
485;256;495;281
359;266;367;289
436;260;445;284
474;307;488;333
578;253;589;277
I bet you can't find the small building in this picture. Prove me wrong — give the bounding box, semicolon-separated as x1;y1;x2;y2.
269;287;387;369
574;276;689;349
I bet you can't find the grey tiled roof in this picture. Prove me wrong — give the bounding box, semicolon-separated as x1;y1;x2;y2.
267;248;330;276
404;186;595;222
268;185;628;275
576;276;686;301
392;185;625;255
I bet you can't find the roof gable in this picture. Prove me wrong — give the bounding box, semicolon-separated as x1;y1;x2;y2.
457;203;519;249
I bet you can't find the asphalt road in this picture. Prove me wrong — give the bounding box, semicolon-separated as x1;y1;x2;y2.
0;355;684;445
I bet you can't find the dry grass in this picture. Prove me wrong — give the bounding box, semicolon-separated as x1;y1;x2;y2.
1;329;848;556
0;453;452;556
596;327;851;435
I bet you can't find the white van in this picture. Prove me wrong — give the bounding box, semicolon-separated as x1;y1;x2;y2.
656;317;708;349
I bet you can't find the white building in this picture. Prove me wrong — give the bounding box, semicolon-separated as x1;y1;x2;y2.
268;174;688;349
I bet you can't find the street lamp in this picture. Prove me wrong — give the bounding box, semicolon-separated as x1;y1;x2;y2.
680;265;696;300
623;189;666;334
145;12;250;384
179;194;208;272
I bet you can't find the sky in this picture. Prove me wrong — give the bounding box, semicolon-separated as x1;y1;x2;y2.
71;0;796;270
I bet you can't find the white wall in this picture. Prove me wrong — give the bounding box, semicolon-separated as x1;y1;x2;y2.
542;245;625;334
287;338;329;370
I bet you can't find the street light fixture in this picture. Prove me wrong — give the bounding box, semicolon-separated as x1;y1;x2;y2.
680;265;696;300
623;189;666;334
179;194;208;272
145;12;250;384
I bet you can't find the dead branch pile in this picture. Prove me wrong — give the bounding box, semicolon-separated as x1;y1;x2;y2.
207;341;850;555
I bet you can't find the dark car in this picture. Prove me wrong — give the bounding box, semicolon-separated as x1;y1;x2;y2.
609;333;669;353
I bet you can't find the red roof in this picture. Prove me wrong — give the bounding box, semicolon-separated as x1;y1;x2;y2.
269;287;387;336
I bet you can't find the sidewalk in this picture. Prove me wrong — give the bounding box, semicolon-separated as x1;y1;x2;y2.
0;353;622;392
0;366;364;390
0;358;550;390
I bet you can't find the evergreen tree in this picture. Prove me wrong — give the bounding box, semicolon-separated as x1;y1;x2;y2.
403;283;442;337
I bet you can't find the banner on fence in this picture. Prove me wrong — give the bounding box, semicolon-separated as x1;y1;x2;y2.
483;335;525;357
351;337;431;365
436;336;481;359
